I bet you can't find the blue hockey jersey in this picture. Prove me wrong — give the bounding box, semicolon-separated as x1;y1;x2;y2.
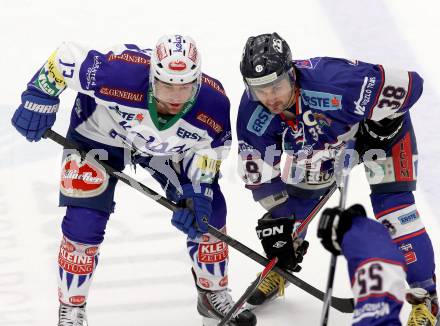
237;57;423;200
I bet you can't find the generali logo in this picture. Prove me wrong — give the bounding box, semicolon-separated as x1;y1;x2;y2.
168;60;186;71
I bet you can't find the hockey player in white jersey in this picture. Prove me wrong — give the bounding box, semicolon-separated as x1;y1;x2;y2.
11;35;256;326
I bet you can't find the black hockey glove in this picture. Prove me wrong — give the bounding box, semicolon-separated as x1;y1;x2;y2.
293;237;309;269
356;115;405;153
317;204;367;256
256;213;307;272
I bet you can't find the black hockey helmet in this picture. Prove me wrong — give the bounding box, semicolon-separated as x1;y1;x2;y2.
240;32;293;81
240;33;295;102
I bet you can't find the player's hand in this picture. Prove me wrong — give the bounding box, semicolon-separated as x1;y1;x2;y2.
256;213;305;271
11;90;59;142
317;204;366;255
171;208;200;239
293;237;309;270
171;184;213;239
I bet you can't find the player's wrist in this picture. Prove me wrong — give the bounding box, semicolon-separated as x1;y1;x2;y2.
269;196;296;219
256;213;297;270
179;183;213;202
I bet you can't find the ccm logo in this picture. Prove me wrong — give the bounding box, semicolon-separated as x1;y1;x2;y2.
257;225;284;238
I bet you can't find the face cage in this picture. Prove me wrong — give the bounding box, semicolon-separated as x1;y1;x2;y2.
244;69;296;102
150;76;202;104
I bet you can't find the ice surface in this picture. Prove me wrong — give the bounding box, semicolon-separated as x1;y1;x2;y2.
1;1;439;325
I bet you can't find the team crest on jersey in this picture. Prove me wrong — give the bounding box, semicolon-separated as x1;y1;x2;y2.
290;121;305;145
60;154;109;198
34;51;66;96
294;58;321;69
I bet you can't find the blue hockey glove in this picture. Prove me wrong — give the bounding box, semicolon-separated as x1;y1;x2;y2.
171;184;213;239
11;90;59;142
171;208;198;238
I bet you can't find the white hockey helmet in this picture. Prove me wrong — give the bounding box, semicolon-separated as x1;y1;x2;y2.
150;34;202;103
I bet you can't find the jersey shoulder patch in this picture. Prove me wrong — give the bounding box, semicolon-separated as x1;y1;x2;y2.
294;57;322;70
246;105;274;136
201;74;226;96
195;112;224;134
106;50;151;66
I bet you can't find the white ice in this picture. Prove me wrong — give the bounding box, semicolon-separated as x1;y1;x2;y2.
0;0;439;325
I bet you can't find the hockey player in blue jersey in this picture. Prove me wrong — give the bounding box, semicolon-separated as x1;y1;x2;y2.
237;32;438;325
11;35;256;326
318;204;408;325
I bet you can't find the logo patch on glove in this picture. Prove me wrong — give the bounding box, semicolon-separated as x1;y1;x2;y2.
24;100;59;113
256;225;284;239
273;241;287;249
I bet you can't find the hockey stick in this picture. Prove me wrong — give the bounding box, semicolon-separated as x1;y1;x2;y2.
217;184;338;324
217;257;278;326
204;217;353;313
320;150;352;325
294;184;337;238
43;129;354;313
